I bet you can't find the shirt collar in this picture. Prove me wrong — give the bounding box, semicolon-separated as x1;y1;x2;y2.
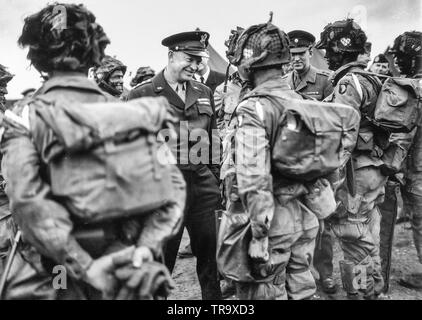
195;66;210;83
163;68;186;92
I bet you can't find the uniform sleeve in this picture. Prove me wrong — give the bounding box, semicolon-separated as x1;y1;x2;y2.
235;99;274;239
1;123;93;280
127;87;144;100
332;75;364;112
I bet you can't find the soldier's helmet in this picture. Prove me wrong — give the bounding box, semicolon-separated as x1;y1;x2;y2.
0;64;13;85
316;18;367;54
390;31;422;57
228;22;290;70
130;66;155;87
18;3;110;74
93;55;127;84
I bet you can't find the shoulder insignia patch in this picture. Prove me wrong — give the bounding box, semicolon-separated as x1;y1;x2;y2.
339;83;348;94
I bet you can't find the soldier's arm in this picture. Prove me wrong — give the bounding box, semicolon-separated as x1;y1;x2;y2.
235;100;274;241
0;121;93;280
332;75;364;111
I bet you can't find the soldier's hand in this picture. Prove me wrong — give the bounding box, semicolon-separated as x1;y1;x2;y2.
83;246;135;297
248;237;269;262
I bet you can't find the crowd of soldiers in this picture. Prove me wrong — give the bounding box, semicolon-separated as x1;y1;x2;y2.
0;2;421;300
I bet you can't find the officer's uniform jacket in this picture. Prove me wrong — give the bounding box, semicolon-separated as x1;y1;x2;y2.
0;74;184;280
128;70;220;179
283;65;333;101
222;77;318;239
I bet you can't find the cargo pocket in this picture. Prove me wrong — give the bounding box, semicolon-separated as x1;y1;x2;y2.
356;131;374;151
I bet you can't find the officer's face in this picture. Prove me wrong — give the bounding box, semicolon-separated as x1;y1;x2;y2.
291;49;312;73
370;62;389;75
169;51;202;82
109;70;124;94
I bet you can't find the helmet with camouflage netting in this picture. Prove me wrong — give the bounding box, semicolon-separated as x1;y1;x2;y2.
18;3;110;74
228;14;291;70
390;31;422;57
316;18;367;54
93;55;127;84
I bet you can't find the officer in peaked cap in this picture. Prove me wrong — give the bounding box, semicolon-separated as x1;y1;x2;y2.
161;31;210;58
128;30;222;300
283;30;333;101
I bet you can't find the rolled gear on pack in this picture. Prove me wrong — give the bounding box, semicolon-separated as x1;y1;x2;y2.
14;96;180;224
240;90;360;181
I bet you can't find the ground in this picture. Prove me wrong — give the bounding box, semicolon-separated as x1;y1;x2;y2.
169;222;422;300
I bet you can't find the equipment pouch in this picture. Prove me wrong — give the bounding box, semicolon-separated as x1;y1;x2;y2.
356;131;374;151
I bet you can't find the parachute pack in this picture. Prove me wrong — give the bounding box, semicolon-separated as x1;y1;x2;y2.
244;91;361;181
24;96;178;223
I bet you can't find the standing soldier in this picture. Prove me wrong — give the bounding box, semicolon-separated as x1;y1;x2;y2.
1;3;184;300
92;55;127;99
218;20;322;300
127;31;222;300
285;30;336;294
386;31;422;290
284;30;333;101
316;19;386;299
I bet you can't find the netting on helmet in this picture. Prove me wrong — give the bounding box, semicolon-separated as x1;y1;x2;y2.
0;64;13;85
93;55;127;83
18;3;110;74
391;31;422;57
316;19;367;53
229;23;290;70
130;67;155;87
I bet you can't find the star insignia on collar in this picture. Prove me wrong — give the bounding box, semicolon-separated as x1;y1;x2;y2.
294;38;299;43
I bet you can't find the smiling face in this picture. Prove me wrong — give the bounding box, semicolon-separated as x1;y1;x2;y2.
168;51;202;82
108;69;124;94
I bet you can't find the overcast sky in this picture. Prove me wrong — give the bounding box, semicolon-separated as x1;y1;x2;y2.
0;0;420;98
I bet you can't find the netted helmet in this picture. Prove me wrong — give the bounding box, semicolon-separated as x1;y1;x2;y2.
18;3;110;74
93;55;127;84
228;22;291;70
316;19;367;54
390;31;422;57
0;64;13;85
130;66;155;87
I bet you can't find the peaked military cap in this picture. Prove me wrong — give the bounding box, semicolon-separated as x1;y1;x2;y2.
373;53;388;64
288;30;316;53
162;31;210;58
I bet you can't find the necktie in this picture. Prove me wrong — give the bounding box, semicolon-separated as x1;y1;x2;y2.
176;83;186;103
200;76;205;84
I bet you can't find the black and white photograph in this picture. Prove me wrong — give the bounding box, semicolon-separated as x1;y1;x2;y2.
0;0;421;306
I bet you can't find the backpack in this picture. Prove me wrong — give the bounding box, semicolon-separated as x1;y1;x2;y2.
373;77;421;133
348;72;421;133
28;96;178;224
248;92;360;181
